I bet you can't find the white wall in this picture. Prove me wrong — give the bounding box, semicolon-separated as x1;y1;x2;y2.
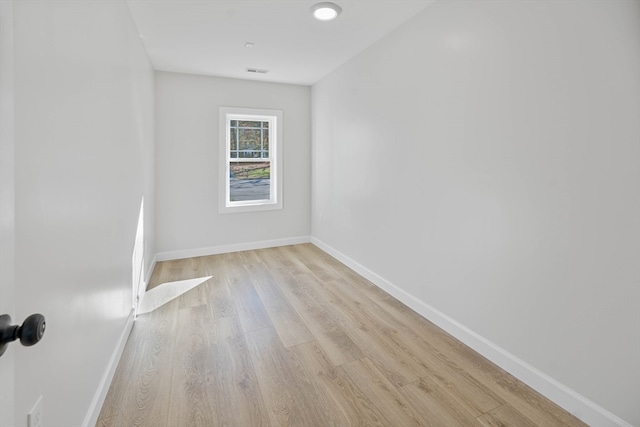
0;1;16;426
312;1;640;425
155;71;311;255
12;1;155;426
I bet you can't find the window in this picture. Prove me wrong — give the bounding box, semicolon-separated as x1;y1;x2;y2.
219;107;283;213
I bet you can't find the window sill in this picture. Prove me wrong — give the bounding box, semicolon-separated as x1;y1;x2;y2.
219;200;283;214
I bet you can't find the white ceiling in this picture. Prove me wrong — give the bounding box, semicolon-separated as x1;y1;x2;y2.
126;0;436;85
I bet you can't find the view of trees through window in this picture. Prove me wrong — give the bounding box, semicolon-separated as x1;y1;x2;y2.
230;120;269;158
229;120;271;201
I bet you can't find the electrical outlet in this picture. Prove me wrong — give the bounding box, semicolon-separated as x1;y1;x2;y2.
27;395;43;427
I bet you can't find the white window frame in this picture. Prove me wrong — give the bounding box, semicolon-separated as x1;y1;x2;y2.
219;107;283;214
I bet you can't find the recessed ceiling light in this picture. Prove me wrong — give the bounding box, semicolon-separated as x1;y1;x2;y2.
311;2;342;21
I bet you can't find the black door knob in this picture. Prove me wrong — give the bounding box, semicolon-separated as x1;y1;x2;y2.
0;313;46;357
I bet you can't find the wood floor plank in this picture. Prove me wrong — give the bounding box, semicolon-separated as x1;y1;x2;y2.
325;266;586;426
294;247;548;419
200;276;234;320
323;277;506;416
244;327;332;427
255;245;314;275
96;322;141;422
245;262;314;347
399;377;483;427
339;357;424;427
221;253;273;333
308;276;423;386
302;244;587;427
176;281;209;309
166;305;214;426
282;341;360;427
94;412;119;427
98;304;178;426
288;341;392;427
208;316;272;426
98;244;588;427
267;268;365;366
477;403;539;427
273;270;410;378
293;244;378;291
475;366;587;427
284;244;343;282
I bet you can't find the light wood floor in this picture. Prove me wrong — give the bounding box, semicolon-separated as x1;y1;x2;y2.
97;244;587;427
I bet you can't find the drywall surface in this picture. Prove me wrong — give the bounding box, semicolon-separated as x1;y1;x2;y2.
12;1;155;426
312;0;639;424
0;1;16;426
155;71;311;254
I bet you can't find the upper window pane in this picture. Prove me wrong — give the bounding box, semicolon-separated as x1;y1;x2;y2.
231;120;269;159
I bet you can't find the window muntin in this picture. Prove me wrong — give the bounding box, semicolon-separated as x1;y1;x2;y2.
229;120;269;159
219;107;283;213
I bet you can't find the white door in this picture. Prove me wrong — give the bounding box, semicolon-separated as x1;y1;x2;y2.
0;1;16;425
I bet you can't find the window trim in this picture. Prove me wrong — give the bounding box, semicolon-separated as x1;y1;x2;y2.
219;107;283;214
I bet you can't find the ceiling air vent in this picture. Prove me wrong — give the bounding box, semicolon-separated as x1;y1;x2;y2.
246;68;269;74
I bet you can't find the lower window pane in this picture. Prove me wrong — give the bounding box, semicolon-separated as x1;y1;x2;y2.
229;162;271;202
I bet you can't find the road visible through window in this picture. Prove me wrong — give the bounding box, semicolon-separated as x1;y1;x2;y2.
230;161;270;201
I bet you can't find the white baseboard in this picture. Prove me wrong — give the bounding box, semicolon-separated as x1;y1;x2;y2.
82;309;135;427
310;237;632;427
154;235;311;262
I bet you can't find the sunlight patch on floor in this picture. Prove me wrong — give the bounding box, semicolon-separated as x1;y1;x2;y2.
137;276;212;315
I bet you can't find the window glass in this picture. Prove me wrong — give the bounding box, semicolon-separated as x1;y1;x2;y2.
219;107;283;213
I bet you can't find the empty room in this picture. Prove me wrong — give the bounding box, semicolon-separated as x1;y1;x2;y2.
0;0;638;426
